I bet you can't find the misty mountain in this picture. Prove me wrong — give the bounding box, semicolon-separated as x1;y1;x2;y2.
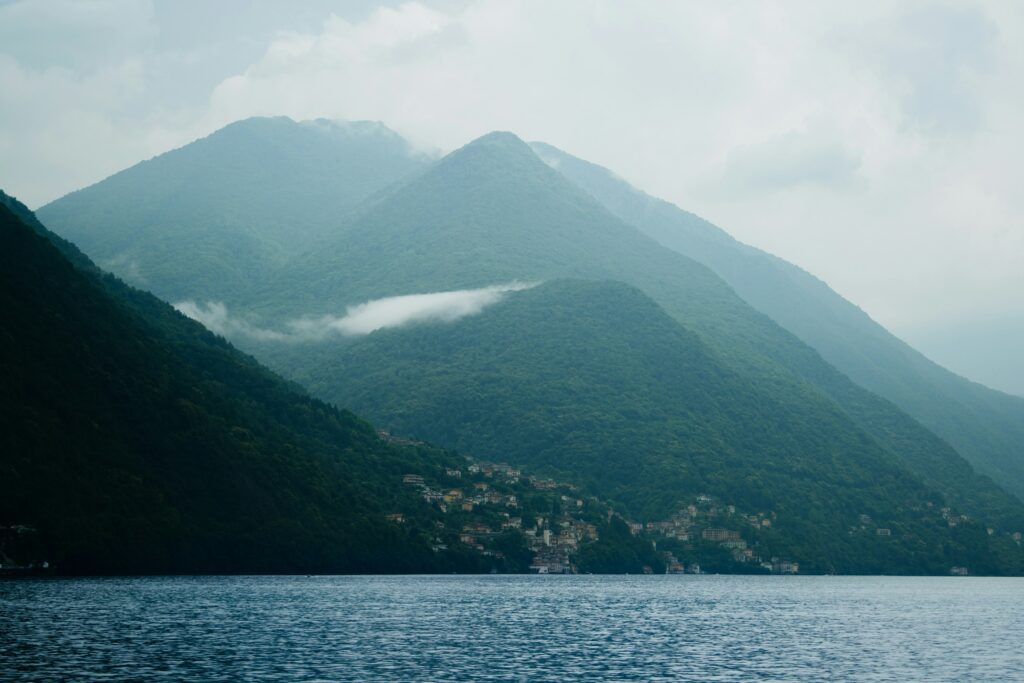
249;130;1020;524
38;117;431;303
530;141;1024;501
0;193;492;575
36;120;1024;569
291;278;1024;574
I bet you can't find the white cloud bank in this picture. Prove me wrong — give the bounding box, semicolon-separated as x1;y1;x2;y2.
174;281;536;342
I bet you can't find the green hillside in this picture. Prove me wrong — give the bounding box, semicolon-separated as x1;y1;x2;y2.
0;196;498;575
37;117;431;303
531;141;1024;501
0;193;772;577
291;279;1024;574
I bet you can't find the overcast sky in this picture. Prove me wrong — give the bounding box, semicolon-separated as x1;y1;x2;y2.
1;0;1021;393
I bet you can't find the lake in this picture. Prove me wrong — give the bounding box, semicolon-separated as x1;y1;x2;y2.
1;575;1022;681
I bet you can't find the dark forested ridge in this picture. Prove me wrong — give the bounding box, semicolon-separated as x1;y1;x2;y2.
530;141;1024;503
0;196;485;575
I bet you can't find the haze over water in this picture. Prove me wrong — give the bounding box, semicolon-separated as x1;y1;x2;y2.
2;575;1022;681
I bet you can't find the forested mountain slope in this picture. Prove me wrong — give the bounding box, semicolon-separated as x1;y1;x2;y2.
0;195;479;575
291;278;1024;574
530;141;1024;501
253;132;1021;529
38;117;431;302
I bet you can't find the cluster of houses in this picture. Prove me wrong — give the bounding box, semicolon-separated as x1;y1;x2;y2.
468;461;522;481
390;463;832;576
455;522;506;560
621;495;802;573
530;546;573;574
394;463;601;572
523;515;599;573
661;551;700;574
402;472;521;513
437;504;599;574
380;433;1024;576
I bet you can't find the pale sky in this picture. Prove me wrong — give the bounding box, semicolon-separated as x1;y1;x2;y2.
1;0;1021;393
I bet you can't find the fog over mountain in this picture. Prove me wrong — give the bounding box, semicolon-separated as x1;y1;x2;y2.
174;282;536;341
3;2;1023;381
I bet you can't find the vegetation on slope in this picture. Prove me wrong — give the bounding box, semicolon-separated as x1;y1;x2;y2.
0;198;484;574
256;131;1021;530
293;279;1024;574
38;117;431;303
3;195;694;576
34;122;1024;571
531;141;1024;502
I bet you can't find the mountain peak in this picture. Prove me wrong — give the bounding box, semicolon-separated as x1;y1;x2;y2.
300;117;407;143
420;130;561;190
212;116;410;149
451;130;536;160
36;116;432;301
469;130;527;145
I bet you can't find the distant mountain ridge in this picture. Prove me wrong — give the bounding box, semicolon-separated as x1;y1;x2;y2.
530;141;1024;501
39;117;432;303
32;119;1024;572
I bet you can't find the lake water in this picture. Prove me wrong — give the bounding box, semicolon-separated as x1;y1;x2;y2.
1;575;1022;681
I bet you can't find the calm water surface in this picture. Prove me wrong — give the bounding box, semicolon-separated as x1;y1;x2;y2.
1;575;1022;681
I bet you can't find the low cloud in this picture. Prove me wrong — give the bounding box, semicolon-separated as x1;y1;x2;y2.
291;281;536;338
174;281;536;342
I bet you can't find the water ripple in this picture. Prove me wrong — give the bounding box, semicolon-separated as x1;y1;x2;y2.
1;575;1022;681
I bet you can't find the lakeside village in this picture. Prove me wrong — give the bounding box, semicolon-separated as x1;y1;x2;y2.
4;434;1017;575
380;431;803;575
380;431;1023;577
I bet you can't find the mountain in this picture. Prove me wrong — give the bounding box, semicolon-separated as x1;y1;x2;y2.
530;141;1024;501
250;131;1021;528
1;193;806;577
37;117;431;303
36;123;1024;572
288;278;1024;574
0;193;503;575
